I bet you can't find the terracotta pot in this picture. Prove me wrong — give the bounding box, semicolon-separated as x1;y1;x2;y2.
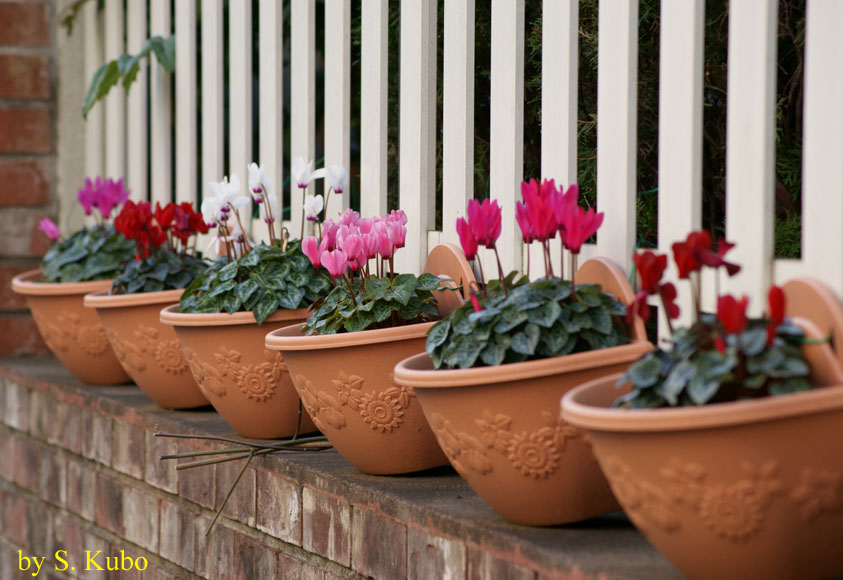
160;304;316;439
84;290;208;409
393;257;652;525
561;277;843;580
264;243;477;475
10;269;130;385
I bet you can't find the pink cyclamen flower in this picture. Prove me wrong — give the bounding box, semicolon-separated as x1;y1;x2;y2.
339;208;360;228
375;226;394;259
362;232;379;260
390;209;408;225
387;222;406;249
466;198;502;248
560;205;604;254
320;249;348;278
38;218;60;241
518;179;557;242
302;236;321;268
77;178;97;215
470;292;483;313
359;217;374;234
455;217;478;260
550;184;579;231
97;178;131;219
340;234;364;270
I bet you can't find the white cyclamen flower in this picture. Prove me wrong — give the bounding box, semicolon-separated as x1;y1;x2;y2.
201;190;223;225
248;163;272;199
260;192;279;223
325;165;349;194
291;157;326;189
303;194;324;221
220;173;250;210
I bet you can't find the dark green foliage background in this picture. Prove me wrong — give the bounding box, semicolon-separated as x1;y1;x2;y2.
41;226;136;283
111;251;207;295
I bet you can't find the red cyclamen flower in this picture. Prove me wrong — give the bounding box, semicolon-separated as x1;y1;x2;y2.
671;230;712;279
717;294;749;334
766;285;786;345
700;238;741;277
625;290;651;325
658;282;680;320
633;251;668;294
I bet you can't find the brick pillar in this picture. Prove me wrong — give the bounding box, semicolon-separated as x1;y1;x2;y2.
0;0;55;355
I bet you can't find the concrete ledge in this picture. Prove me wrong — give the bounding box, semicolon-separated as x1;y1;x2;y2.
0;357;681;579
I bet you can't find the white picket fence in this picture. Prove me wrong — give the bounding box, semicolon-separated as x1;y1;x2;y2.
80;0;843;324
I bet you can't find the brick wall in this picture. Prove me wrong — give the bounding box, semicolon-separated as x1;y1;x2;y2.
0;0;55;356
0;358;679;580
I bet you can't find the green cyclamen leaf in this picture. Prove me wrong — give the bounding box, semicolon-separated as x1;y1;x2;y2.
627;356;661;389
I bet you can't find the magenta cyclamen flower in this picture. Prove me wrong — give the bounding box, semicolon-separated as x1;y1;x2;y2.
550;184;579;230
455;217;478;260
302;236;321;268
97;178;131;219
466;199;502;248
320;249;348;278
38;218;60;241
77;178;97;215
517;179;558;242
560;205;604;254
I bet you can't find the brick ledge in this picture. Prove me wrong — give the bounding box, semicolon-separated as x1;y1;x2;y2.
0;357;680;579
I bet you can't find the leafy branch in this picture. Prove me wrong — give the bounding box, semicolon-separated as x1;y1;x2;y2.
83;35;175;119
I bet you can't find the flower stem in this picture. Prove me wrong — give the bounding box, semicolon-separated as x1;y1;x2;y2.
492;247;507;295
299;187;307;239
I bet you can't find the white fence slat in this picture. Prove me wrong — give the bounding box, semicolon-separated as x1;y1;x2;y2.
534;0;578;279
657;0;704;329
324;0;351;218
228;0;252;208
103;0;126;180
596;0;638;270
150;0;172;206
724;0;777;313
802;0;843;296
259;0;283;242
83;1;104;180
201;0;224;202
360;0;388;218
489;0;525;274
291;0;316;237
126;0;148;202
175;0;197;206
397;0;437;274
441;0;475;248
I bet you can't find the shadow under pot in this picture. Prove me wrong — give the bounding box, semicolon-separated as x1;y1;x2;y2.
84;289;208;409
392;257;652;526
561;277;843;580
159;304;316;439
11;269;130;385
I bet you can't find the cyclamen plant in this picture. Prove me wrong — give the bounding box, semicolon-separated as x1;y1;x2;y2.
301;208;450;334
110;200;209;294
39;177;136;283
180;160;334;324
618;231;812;408
426;179;630;370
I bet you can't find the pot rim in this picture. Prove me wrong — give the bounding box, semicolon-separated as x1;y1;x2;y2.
392;340;653;388
561;371;843;432
11;269;114;296
265;320;436;351
159;303;310;328
84;288;184;309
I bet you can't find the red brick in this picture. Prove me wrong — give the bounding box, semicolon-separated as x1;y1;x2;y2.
122;485;159;552
177;440;217;510
0;2;49;46
144;431;178;493
38;445;67;507
467;546;537;580
159;500;195;572
3;379;30;430
255;468;301;545
49;401;83;454
81;409;113;465
0;54;50;99
302;487;350;566
66;456;96;521
94;472;125;536
215;461;256;527
408;528;466;580
28;388;53;440
1;488;29;545
52;515;84;569
234;535;277;580
13;435;41;489
0;428;14;481
0;107;51;153
194;518;236;580
351;506;407;579
24;500;51;553
81;531;110;580
0;160;51;206
0;206;54;258
0;315;47;356
112;420;145;479
0;263;41;310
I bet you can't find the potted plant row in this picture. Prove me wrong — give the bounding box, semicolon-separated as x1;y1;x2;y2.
84;200;210;409
264;208;475;475
12;177;135;384
561;233;843;580
160;162;336;439
392;179;652;525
